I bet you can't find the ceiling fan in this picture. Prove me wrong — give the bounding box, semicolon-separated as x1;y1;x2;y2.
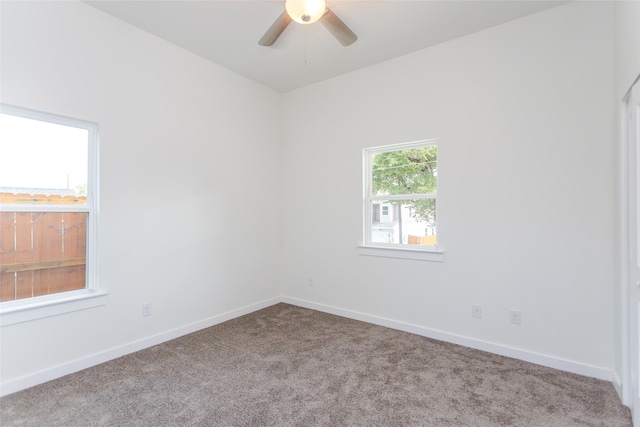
259;0;357;47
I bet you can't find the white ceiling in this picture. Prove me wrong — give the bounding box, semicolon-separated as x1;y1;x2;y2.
85;1;567;93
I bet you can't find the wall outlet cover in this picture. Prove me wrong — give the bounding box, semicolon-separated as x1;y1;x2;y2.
472;304;482;319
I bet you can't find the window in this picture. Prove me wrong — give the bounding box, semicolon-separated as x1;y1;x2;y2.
360;140;443;261
0;105;103;325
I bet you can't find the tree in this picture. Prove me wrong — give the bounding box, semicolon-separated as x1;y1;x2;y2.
75;183;87;197
372;146;437;241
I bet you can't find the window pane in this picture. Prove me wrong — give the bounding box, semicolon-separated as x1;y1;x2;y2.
0;212;87;301
0;113;88;204
370;200;436;245
372;146;437;197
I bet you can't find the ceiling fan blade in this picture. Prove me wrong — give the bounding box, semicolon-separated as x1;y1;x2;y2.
320;7;357;47
259;11;292;46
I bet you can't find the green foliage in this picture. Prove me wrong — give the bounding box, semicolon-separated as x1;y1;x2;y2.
75;183;87;197
410;199;436;224
372;146;437;224
372;146;437;195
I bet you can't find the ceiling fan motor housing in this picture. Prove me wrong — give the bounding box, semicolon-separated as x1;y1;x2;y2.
285;0;326;24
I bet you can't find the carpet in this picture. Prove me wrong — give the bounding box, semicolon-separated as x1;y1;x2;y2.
0;303;632;426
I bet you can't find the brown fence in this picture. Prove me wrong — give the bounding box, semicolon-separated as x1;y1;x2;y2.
408;234;437;245
0;193;87;302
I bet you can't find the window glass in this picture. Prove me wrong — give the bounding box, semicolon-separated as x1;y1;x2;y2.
371;146;437;196
364;141;437;248
0;106;96;303
0;114;88;202
369;200;436;245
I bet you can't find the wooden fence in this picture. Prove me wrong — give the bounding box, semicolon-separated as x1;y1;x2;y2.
0;193;87;302
408;234;437;245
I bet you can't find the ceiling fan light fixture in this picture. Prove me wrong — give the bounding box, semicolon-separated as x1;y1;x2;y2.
285;0;326;25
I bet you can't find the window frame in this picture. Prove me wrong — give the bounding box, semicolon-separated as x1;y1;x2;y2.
359;139;444;262
0;104;105;326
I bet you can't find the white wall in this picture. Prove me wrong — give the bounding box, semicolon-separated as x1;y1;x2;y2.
0;1;282;390
615;0;640;100
282;2;616;375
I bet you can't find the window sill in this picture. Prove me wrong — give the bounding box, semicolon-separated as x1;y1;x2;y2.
0;291;107;326
357;245;444;262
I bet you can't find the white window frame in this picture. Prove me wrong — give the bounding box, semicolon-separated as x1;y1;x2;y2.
358;139;444;262
0;104;105;326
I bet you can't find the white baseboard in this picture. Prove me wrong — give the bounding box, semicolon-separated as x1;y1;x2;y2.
612;371;625;405
2;295;615;397
282;296;614;382
0;297;281;397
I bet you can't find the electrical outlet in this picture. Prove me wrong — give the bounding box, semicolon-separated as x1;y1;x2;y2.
472;304;482;319
510;309;521;325
142;302;152;317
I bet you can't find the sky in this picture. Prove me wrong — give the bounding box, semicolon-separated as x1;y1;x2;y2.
0;113;88;193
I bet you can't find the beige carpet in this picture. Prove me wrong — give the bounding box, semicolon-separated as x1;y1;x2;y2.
0;303;632;426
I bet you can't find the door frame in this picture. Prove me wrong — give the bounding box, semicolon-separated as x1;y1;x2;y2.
622;74;640;412
621;88;630;408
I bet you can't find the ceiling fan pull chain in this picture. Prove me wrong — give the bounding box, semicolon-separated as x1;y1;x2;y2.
303;26;308;68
